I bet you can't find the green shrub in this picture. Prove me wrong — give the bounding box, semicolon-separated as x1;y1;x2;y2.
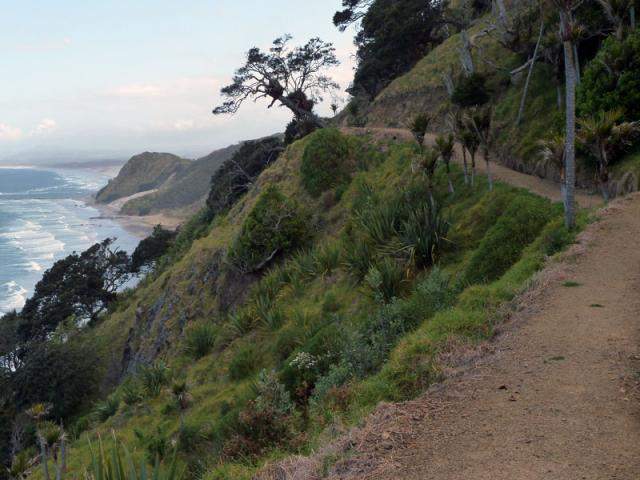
229;344;259;381
310;362;354;406
139;362;171;398
121;379;144;406
342;235;376;279
344;268;453;377
452;73;490;107
225;309;254;339
257;307;285;332
87;435;181;480
273;325;304;363
400;202;450;268
93;394;120;422
178;422;207;454
184;322;217;359
365;258;407;303
301;128;353;197
134;425;172;463
462;194;554;285
228;186;310;273
578;30;640;120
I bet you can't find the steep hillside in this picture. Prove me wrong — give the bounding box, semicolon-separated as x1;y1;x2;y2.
351;13;640;197
95;152;191;204
121;143;242;216
41;128;584;480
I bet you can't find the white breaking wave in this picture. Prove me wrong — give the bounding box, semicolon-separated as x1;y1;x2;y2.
0;219;66;260
0;281;28;313
25;261;43;272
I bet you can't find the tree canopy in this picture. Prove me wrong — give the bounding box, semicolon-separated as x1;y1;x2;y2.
19;238;131;342
337;0;448;99
213;35;340;127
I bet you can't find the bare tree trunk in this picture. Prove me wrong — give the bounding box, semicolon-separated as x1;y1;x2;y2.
459;30;475;76
56;435;65;480
484;147;494;191
631;6;636;29
561;13;577;229
446;164;455;193
517;21;545;126
462;148;470;184
471;152;476;186
442;72;455;96
40;440;50;480
573;44;581;85
599;147;611;202
557;84;563;110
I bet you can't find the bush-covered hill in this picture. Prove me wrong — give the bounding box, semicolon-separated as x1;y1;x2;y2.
121;143;242;217
6;128;584;480
345;10;640;197
95;152;191;204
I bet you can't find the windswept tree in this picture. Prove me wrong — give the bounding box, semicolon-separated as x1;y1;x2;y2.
213;35;339;128
333;0;374;30
19;238;131;340
578;109;640;201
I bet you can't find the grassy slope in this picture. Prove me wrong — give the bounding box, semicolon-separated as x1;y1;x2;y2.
37;128;586;480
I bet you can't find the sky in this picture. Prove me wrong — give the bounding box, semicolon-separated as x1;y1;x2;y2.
0;1;357;163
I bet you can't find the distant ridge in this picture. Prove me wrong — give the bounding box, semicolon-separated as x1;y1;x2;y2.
95;152;190;204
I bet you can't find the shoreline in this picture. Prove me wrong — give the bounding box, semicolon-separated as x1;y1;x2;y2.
86;195;183;239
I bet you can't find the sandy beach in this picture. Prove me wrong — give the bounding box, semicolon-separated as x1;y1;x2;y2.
88;193;184;238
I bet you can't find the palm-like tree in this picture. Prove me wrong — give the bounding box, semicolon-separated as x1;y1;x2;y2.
448;110;471;185
578;109;640;201
467;106;494;191
539;133;567;202
435;134;456;193
171;381;191;430
409;114;431;149
461;127;480;186
25;404;66;480
413;147;440;206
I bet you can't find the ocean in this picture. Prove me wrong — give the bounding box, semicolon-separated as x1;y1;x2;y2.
0;166;140;315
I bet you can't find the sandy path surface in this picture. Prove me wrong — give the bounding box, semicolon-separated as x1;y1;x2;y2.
325;193;640;480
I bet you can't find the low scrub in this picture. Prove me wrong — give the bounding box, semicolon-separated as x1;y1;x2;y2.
461;194;555;285
228;186;311;273
301;129;357;197
184;322;217;359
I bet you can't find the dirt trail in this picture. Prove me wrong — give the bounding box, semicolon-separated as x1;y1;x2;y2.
342;126;601;208
325;193;640;479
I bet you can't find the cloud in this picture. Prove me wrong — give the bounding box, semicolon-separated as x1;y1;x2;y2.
106;77;221;99
13;37;73;53
0;123;23;141
107;84;165;98
173;119;195;131
33;118;57;135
